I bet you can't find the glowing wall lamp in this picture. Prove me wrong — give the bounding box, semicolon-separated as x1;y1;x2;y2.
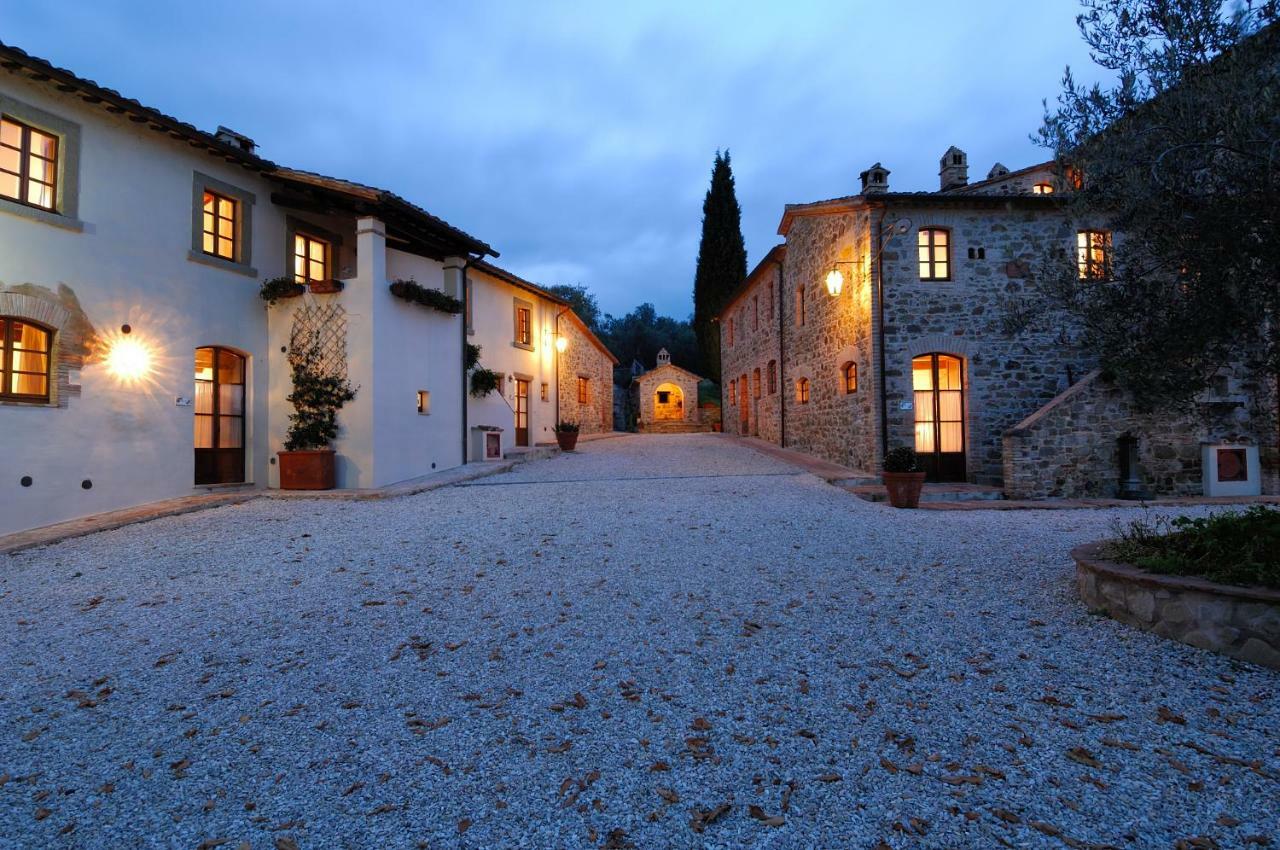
105;325;153;383
555;335;568;353
824;260;857;297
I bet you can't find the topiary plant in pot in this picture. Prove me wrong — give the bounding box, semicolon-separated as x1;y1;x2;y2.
553;420;581;452
883;446;926;508
278;335;357;490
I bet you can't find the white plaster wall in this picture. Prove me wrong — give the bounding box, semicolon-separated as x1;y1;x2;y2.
465;268;559;454
0;77;281;535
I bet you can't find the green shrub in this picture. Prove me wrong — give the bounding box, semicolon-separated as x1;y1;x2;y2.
1106;506;1280;588
260;276;305;305
284;335;358;451
469;367;502;398
388;279;463;314
554;420;580;434
884;446;920;473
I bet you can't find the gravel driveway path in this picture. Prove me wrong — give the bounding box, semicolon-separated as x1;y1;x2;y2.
1;434;1276;849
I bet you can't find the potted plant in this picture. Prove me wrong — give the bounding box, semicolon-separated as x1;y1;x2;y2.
278;335;357;490
260;276;305;305
553;420;581;452
883;446;926;508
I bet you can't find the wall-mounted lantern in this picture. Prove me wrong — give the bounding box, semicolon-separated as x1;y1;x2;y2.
824;260;856;297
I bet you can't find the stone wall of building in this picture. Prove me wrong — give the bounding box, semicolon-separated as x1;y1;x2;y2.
877;200;1094;484
777;210;880;472
556;315;615;434
1004;370;1279;498
636;364;700;428
719;258;783;444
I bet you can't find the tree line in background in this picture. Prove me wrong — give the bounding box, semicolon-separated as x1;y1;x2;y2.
547;284;699;382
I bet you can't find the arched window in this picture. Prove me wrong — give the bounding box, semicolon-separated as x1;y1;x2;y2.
767;360;777;394
1;317;51;402
918;228;950;280
796;377;810;404
842;361;857;394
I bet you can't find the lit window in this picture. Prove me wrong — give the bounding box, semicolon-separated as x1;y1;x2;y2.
767;360;777;394
293;233;330;285
1032;182;1054;195
540;381;549;402
0;118;58;211
577;376;589;404
1076;230;1112;280
202;190;237;260
918;228;950;280
796;377;810;404
0;317;51;402
728;379;736;404
752;368;761;399
416;390;430;415
843;362;857;394
514;305;532;345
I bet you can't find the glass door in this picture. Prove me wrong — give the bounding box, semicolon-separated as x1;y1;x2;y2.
194;347;245;485
912;354;965;482
514;378;529;447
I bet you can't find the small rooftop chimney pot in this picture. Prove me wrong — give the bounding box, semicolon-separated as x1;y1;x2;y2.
214;126;257;154
939;146;968;191
859;163;890;195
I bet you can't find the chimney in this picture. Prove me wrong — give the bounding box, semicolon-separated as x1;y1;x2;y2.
859;162;890;195
214;125;257;154
987;162;1010;180
939;146;968;191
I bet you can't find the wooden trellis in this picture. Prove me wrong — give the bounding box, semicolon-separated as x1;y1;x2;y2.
289;302;348;380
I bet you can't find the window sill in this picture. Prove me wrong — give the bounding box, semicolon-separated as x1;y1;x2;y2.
511;341;534;352
0;197;84;232
188;250;257;278
0;398;58;408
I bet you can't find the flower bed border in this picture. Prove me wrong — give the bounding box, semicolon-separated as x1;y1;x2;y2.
1073;541;1280;669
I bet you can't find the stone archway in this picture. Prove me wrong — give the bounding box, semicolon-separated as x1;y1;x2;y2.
654;382;684;421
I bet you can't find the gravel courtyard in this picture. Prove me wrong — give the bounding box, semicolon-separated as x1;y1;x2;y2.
2;434;1277;849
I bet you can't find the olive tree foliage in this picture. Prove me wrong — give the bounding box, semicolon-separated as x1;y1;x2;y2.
1035;0;1279;407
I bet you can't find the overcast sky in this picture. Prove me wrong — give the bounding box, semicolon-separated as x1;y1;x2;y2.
1;0;1101;317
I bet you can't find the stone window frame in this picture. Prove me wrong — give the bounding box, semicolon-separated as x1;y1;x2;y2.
189;171;257;277
795;284;806;326
842;361;858;394
512;297;534;350
284;216;343;286
796;376;810;404
0;93;83;231
0;290;76;410
540;381;549;402
577;375;590;405
728;378;736;406
766;360;777;395
918;227;952;281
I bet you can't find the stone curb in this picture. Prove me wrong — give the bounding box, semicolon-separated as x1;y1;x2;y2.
1073;542;1280;669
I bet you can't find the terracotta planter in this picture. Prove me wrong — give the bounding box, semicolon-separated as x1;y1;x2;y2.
309;279;345;295
883;471;926;508
555;431;580;451
278;449;336;490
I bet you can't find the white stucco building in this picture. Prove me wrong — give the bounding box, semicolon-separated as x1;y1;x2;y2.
0;42;614;536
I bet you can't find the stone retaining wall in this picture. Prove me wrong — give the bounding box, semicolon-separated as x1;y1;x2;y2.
1073;542;1280;669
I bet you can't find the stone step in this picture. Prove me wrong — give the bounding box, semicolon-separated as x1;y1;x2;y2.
847;483;1005;503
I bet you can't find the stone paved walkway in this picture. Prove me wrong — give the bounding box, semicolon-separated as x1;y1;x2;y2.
1;434;1276;849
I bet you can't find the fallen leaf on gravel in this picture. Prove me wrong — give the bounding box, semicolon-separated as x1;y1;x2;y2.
546;740;573;754
1087;713;1126;723
1066;747;1102;768
1030;821;1062;837
748;805;785;827
1174;837;1221;849
1038;695;1074;708
656;787;680;803
816;773;841;783
603;828;634;849
1101;737;1140;751
1158;706;1187;725
993;808;1021;824
940;774;983;786
458;819;471;834
649;761;670;772
34;808;52;821
781;781;796;812
691;717;712;731
367;803;398;815
195;840;228;849
1217;815;1241;827
445;641;467;651
20;727;44;742
880;757;899;774
275;839;300;850
690;801;732;833
342;782;363;797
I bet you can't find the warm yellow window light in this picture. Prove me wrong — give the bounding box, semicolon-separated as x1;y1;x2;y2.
106;336;152;382
555;335;568;353
825;268;844;297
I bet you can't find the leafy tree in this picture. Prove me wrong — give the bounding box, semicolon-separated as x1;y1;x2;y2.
692;150;747;382
599;303;699;377
1037;0;1279;406
546;283;603;334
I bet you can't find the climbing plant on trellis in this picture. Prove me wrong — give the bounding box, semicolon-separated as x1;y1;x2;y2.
289;302;348;380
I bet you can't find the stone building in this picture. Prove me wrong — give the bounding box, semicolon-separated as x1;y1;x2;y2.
633;349;705;432
719;149;1278;498
554;307;617;435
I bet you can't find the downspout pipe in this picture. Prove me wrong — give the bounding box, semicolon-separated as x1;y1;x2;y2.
776;258;787;447
875;207;890;463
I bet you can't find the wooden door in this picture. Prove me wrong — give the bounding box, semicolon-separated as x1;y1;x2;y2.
194;347;246;485
739;374;749;433
912;354;966;482
514;378;529;447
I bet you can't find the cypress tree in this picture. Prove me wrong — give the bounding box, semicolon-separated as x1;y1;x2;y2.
692;150;747;382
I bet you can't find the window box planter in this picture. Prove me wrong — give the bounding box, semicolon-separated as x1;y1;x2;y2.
389;279;463;314
260;277;306;305
309;279;345;295
278;448;336;490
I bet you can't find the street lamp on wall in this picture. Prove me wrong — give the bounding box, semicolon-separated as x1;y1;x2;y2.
555;334;568;353
824;260;857;297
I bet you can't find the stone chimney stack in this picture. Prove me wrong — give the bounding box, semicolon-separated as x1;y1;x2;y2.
939;146;968;191
987;162;1010;180
859;163;890;195
214;125;257;154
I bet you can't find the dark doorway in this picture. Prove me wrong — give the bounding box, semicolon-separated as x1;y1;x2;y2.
194;346;246;485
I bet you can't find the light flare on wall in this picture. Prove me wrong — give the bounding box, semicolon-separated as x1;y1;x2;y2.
555;335;568;353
